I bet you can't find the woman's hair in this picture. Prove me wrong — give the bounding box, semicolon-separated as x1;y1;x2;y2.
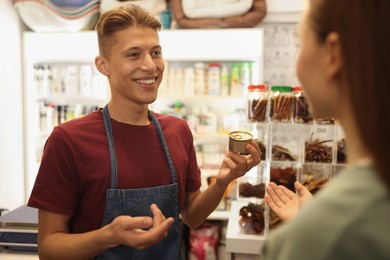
95;4;162;58
309;0;390;190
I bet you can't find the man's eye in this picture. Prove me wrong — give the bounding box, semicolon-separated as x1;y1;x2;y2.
127;53;140;57
152;50;162;56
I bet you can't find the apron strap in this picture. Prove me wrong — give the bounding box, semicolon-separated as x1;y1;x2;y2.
102;105;118;189
102;105;177;188
149;110;177;184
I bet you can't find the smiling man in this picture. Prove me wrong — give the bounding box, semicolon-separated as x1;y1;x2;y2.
27;4;261;260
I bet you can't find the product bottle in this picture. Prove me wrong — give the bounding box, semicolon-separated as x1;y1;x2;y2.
220;64;230;96
230;63;241;96
194;62;206;96
247;84;269;123
240;62;251;94
207;63;221;96
270;85;293;123
292;85;313;123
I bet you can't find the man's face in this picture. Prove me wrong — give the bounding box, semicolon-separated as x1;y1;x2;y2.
103;26;165;107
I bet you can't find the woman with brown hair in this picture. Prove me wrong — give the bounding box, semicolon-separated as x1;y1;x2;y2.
263;0;390;258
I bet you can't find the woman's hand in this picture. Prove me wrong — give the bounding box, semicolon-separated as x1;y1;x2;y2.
265;181;313;221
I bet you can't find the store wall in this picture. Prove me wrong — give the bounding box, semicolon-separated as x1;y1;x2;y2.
0;0;25;211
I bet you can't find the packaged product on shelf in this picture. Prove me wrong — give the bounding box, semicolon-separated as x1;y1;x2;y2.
240;62;251;93
189;221;222;260
184;67;195;96
42;65;53;96
270;85;294;123
230;63;241;96
207;63;221;96
224;179;237;211
65;65;79;96
197;106;218;134
220;64;230;96
293;85;313;123
247;84;269;123
79;65;92;97
194;62;206;95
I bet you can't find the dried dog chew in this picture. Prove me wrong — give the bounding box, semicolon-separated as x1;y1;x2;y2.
239;182;265;198
271;94;294;122
250;98;268;122
305;134;333;163
270;166;297;192
272;144;296;161
239;203;265;235
295;95;313;123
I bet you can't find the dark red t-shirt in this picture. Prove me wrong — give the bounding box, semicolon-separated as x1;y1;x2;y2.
28;109;201;233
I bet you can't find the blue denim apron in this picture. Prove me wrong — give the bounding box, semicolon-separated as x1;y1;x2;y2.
94;106;182;259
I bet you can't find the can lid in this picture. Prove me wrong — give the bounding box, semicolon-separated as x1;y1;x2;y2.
292;85;304;92
271;85;292;92
248;84;268;91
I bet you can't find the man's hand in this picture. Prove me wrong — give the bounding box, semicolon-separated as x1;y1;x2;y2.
107;204;174;249
216;140;262;188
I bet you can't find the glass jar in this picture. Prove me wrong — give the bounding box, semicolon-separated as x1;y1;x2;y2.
247;84;269;123
270;85;293;123
293;85;313;124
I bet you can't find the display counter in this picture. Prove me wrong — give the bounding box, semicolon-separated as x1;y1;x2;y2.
0;248;38;259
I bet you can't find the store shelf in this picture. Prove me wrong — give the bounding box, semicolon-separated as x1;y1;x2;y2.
207;210;231;221
226;200;267;255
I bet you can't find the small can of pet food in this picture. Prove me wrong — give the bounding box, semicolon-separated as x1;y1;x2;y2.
228;131;253;155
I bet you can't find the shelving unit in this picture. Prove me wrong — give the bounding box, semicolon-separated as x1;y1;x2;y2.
22;29;265;214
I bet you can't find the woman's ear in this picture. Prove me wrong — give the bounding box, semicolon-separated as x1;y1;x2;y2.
95;55;110;76
325;32;342;80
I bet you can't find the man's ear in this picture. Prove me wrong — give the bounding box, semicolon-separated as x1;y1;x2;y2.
324;32;342;80
95;55;110;76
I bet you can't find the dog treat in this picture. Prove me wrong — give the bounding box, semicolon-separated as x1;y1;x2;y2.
239;182;265;198
272;144;296;161
249;98;268;122
294;94;313;123
270;166;297;192
239;203;265;235
271;94;294;122
305;135;333;163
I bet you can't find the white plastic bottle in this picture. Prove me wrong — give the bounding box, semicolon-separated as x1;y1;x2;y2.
207;63;221;96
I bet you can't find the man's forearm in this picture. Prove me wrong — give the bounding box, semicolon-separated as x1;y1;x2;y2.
181;181;227;229
38;225;115;260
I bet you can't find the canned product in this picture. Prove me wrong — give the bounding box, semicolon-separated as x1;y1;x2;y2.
228;131;253;155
